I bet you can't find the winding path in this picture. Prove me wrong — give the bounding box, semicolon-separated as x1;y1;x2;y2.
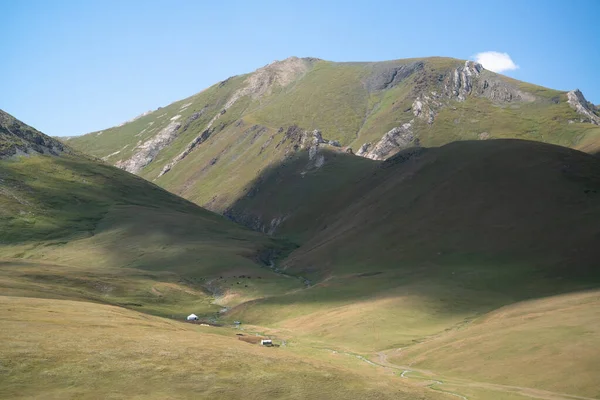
371;350;597;400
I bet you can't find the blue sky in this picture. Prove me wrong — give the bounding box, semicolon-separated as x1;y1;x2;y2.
1;0;599;137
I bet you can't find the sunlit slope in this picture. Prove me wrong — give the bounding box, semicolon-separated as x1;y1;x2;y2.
389;290;600;398
0;296;442;400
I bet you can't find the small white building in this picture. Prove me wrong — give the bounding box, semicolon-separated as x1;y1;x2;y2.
260;339;273;346
186;314;199;321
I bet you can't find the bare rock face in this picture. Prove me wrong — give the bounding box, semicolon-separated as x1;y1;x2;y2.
412;96;440;124
357;123;416;160
116;121;181;174
240;57;314;99
444;61;483;101
567;90;600;125
355;142;372;157
411;61;535;127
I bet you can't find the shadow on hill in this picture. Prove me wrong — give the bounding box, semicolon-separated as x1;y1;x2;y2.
224;139;600;315
0;155;287;276
224;148;379;240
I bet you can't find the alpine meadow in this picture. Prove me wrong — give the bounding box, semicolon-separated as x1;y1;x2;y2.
2;2;600;399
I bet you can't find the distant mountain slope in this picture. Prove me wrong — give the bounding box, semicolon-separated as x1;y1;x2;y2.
67;56;600;215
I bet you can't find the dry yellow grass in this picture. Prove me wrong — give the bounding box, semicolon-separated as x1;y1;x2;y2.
0;295;444;400
390;290;600;398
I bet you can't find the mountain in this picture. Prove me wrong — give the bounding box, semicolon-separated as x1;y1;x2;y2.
67;56;600;217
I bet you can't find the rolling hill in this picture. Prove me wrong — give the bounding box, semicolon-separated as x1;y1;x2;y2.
67;56;600;219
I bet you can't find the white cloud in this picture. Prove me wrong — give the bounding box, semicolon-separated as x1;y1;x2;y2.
473;51;519;73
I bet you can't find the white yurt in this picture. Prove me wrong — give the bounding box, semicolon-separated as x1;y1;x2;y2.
186;314;199;321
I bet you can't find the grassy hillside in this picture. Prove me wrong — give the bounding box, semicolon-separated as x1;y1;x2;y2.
0;295;444;400
0;153;306;318
1;109;69;158
0;112;306;320
389;289;600;398
66;57;600;216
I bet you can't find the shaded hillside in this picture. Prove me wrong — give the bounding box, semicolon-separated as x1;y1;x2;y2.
216;139;600;398
67;57;600;214
282;140;600;277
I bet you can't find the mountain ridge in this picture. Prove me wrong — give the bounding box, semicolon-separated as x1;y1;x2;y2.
66;56;600;218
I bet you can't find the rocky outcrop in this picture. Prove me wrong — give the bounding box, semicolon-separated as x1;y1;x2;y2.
235;56;315;100
411;61;535;126
116;121;181;173
159;126;213;176
412;96;440;124
441;61;534;103
443;61;483;101
355;142;372;157
158;110;224;177
357;123;416;160
0;110;68;159
567;89;600;125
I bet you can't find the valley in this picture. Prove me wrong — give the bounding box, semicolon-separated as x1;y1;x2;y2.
2;55;600;400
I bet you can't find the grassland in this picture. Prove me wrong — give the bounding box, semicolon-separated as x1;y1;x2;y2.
390;290;600;398
0;295;446;400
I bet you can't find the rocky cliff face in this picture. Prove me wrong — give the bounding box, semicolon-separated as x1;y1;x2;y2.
356;61;538;161
356;123;416;160
567;90;600;125
116;120;181;173
0;110;69;159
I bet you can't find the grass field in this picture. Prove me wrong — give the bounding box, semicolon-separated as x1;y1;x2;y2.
391;290;600;398
0;295;446;400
